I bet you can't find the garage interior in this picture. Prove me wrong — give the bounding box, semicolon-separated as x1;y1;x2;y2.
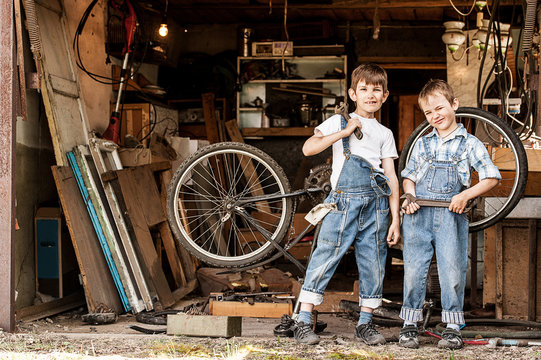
1;0;540;339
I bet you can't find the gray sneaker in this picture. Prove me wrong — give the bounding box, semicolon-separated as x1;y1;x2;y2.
399;325;419;349
354;322;386;345
437;328;464;350
293;321;320;345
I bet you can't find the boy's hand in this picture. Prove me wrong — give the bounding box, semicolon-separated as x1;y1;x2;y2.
342;117;362;137
401;194;420;214
449;192;470;214
387;221;400;246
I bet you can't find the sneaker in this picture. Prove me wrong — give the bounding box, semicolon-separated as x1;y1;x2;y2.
437;328;464;350
293;321;320;345
399;325;419;349
354;322;386;345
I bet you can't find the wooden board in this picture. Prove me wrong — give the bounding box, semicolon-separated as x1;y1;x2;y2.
225;120;271;213
209;300;292;318
484;219;541;321
130;166;167;227
51;166;123;314
157;169;198;285
74;147;149;312
16;292;86;322
115;169;175;308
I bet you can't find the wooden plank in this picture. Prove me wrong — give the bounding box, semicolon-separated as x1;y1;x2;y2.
492;148;541;172
209;300;292;318
157;170;198;286
51;166;123;314
167;313;241;337
241;127;315;137
86;140;153;312
225;120;271;213
158;222;185;289
528;219;537;321
495;223;503;319
16;292;86;322
202;93;221;144
172;279;199;302
72;148;144;312
483;225;496;307
115;169;175;308
130;166;167;227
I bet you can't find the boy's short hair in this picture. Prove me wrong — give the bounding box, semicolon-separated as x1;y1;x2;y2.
350;63;388;92
418;79;455;106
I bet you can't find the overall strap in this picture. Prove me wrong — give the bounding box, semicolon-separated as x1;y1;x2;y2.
421;136;434;161
451;135;468;161
340;115;351;159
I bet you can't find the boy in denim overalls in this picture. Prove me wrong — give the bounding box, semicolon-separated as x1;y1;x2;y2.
398;80;501;349
293;63;401;345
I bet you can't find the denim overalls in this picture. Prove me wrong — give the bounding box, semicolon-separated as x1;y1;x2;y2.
298;117;391;309
400;135;469;325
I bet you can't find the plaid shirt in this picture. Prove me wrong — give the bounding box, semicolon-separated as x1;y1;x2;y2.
401;123;501;187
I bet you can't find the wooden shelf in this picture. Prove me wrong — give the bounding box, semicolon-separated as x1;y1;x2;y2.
241;127;315;137
246;78;344;83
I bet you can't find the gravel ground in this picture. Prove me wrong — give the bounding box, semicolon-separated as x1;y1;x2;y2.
5;310;541;359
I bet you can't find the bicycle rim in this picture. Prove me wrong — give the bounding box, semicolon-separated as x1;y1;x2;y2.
167;142;293;267
399;107;527;232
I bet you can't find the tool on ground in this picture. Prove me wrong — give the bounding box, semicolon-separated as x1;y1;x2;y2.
102;0;137;143
335;102;363;140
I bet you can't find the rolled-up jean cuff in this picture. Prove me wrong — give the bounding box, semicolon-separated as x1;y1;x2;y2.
298;289;324;306
399;307;423;322
359;296;382;309
442;310;465;325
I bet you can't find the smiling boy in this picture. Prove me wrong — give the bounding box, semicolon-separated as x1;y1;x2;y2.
398;79;501;349
293;63;400;345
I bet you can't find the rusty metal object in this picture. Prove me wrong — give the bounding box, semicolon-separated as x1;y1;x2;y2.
0;0;16;333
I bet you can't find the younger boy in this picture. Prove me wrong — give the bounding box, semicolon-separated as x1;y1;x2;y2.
399;79;501;349
294;63;400;345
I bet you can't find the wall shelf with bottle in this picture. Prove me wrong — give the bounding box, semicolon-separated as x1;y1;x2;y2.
236;55;347;136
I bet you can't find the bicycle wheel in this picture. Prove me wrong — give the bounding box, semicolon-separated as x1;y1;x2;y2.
399;107;528;232
166;142;294;267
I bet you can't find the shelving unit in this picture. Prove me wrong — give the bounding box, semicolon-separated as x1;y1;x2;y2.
237;55;347;136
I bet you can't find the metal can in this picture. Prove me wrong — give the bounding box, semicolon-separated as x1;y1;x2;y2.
241;28;252;56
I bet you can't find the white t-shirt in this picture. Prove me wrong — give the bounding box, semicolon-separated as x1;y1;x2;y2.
315;113;398;189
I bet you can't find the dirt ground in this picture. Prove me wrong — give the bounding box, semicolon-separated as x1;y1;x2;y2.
5;299;541;360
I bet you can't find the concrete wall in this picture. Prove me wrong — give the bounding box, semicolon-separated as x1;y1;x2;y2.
446;30;495;107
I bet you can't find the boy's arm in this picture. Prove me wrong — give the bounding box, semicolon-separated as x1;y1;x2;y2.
381;157;400;246
302;117;361;156
450;178;499;214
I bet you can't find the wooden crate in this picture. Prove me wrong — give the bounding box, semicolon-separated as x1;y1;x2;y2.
116;103;151;147
209;299;292;318
491;148;541;196
484;219;541;320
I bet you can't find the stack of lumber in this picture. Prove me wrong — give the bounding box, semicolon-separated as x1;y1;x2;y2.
51;137;197;314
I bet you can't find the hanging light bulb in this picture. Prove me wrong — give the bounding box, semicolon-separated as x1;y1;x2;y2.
159;21;168;37
158;0;168;37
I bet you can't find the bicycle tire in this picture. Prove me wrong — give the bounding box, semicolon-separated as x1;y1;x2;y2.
166;142;294;267
398;107;527;232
